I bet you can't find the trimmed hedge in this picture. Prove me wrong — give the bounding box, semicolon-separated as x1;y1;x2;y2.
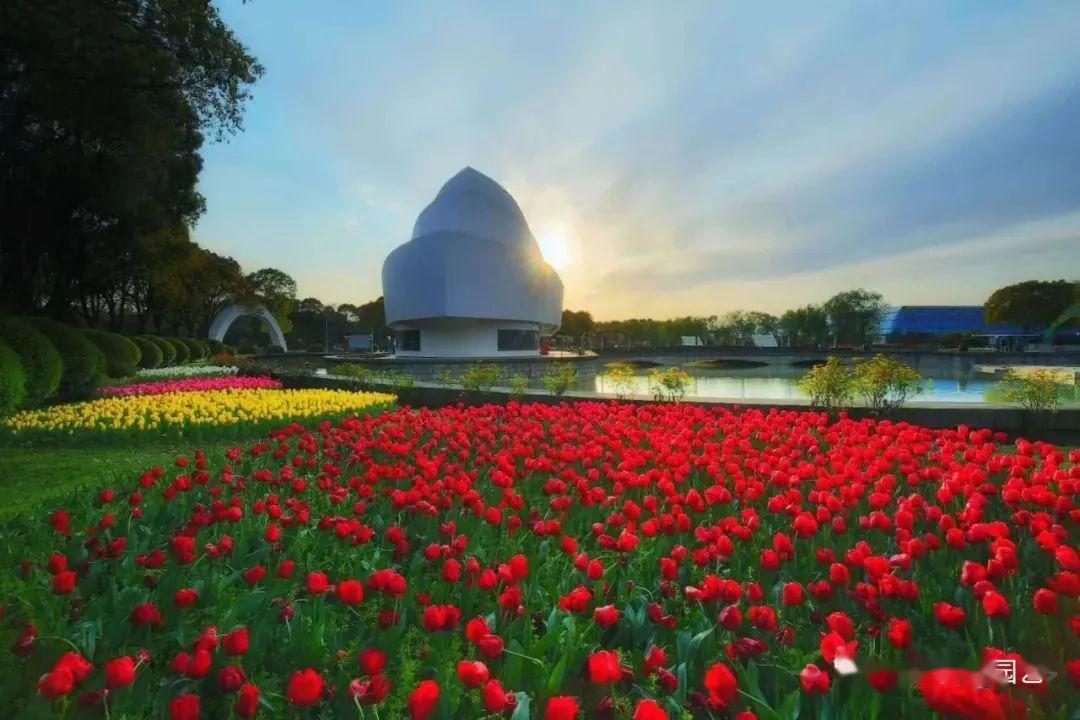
83;329;142;378
131;336;163;369
0;317;62;404
168;338;190;363
24;318;104;398
179;338;208;361
0;339;27;415
149;335;175;366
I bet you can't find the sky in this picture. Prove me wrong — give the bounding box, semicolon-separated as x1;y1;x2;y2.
195;1;1080;320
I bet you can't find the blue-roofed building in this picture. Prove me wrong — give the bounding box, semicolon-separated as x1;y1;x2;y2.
877;306;1035;345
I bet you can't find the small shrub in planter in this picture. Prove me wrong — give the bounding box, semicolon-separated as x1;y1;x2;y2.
541;362;579;397
26;318;106;398
168;338;190;363
83;329;142;378
647;366;690;402
0;317;62;404
797;357;853;414
130;336;163;369
996;369;1066;413
308;342;326;352
460;363;501;393
148;335;176;365
508;374;529;397
852;354;925;414
603;363;637;399
0;339;27;414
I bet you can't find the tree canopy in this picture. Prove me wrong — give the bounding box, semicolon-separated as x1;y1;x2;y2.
984;280;1078;328
0;0;262;327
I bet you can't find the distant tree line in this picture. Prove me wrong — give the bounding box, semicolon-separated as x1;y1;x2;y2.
559;289;889;348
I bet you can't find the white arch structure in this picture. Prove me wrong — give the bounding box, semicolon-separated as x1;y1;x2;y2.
208;304;288;351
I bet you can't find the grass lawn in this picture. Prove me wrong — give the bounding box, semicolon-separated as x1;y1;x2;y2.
0;436;267;522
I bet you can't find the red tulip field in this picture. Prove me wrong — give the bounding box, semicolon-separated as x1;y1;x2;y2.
2;401;1077;719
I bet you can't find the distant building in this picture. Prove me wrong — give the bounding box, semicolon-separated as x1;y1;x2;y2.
381;168;563;357
877;306;1035;347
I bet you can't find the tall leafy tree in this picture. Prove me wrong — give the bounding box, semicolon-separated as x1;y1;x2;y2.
0;0;262;320
245;268;297;334
984;280;1078;328
822;289;887;346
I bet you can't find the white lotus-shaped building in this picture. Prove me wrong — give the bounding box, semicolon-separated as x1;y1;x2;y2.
382;168;563;357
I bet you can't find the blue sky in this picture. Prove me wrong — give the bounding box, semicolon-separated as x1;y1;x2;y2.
195;1;1080;319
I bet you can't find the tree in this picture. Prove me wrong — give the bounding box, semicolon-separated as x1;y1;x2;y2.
560;310;595;339
779;305;830;347
984;280;1078;328
0;0;262;320
245;268;297;334
822;289;887;346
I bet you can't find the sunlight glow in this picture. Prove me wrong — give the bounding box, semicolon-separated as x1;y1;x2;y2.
538;227;571;269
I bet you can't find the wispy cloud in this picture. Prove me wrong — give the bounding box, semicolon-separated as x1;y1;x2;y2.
195;1;1080;316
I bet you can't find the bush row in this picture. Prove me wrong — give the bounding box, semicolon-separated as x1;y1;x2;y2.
0;317;234;413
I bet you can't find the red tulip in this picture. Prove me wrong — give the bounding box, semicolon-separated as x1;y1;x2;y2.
588;650;622;684
169;694;201;720
406;680;440;720
799;664;830;694
703;662;737;708
286;668;324;706
545;696;580;720
104;656;137;688
234;683;259;718
633;698;669;720
223;627;250;656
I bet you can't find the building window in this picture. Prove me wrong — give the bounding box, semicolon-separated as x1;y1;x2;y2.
396;329;420;352
498;329;539;351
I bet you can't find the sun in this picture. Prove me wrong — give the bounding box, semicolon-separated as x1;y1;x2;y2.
537;227;571;269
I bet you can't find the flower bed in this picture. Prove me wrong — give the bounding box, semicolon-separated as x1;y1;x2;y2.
100;375;282;398
132;365;239;381
1;403;1076;719
2;388;395;444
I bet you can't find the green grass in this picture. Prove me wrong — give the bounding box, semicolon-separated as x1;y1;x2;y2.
0;436;266;522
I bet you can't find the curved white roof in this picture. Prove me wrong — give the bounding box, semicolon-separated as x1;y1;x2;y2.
382;168;563;332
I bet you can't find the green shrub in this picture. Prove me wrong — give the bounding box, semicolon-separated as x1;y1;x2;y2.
266;344;285;355
169;338;190;363
0;339;28;415
179;338;207;361
0;317;62;404
337;364;373;386
508;374;529;398
541;362;579;397
308;342;326;352
460;363;501;392
798;357;853;413
603;363;637;399
379;371;416;391
996;369;1066;413
237;344;258;356
206;338;228;355
647;366;691;402
149;335;176;365
83;329;142;378
131;336;163;369
25;318;104;397
852;354;925;414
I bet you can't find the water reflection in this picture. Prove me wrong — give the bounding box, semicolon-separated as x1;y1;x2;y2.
592;367;1080;405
